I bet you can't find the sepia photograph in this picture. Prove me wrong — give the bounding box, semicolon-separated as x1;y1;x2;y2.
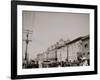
11;1;97;79
22;11;90;69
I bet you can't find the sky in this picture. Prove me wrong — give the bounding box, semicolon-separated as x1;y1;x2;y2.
22;11;89;60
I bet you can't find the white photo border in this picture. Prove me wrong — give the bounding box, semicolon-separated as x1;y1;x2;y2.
11;1;97;79
17;5;94;75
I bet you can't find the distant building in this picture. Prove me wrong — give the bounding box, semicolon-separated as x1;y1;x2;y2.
36;35;90;67
36;51;48;68
47;49;57;61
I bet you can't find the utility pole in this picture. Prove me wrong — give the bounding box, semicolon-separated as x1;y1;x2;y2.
23;29;32;68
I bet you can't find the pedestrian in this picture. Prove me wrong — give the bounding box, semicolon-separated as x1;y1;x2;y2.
80;57;88;66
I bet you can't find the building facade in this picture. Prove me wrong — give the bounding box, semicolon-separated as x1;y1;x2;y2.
36;35;90;67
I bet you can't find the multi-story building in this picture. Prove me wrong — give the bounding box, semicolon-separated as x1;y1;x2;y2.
67;37;83;62
36;35;90;67
57;35;89;62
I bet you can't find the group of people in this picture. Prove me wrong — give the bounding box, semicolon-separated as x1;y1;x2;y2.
23;52;89;68
77;52;90;66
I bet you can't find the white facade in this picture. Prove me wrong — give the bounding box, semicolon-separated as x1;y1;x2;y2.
37;35;89;63
57;47;67;62
68;40;82;62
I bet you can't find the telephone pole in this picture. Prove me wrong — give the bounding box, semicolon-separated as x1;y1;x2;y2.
23;29;33;68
